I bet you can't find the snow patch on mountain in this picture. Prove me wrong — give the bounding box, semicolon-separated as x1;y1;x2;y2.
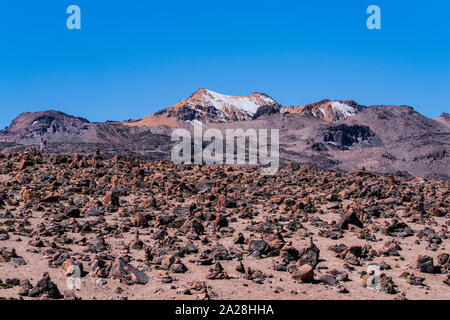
189;89;276;115
330;101;358;118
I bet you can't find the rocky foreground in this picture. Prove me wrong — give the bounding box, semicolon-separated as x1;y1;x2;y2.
0;148;449;300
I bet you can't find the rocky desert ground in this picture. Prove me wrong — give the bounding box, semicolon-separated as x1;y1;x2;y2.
0;148;448;300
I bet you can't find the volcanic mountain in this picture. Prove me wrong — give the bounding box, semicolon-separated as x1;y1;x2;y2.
0;90;448;180
0;110;90;139
0;110;173;159
124;88;280;127
283;99;366;122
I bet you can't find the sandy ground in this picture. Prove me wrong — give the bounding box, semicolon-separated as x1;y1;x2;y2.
1;201;448;300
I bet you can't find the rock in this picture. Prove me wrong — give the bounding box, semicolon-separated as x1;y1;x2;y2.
132;212;149;227
319;274;338;286
407;274;425;286
383;219;414;238
188;281;207;292
160;255;175;269
110;258;149;285
244;268;269;283
180;218;204;235
214;215;228;228
329;244;347;254
292;264;314;283
326;193;339;202
297;238;320;269
170;260;188;273
217;195;237;208
236;262;246;274
19;159;34;170
444;275;450;286
206;262;229;280
249;239;270;255
437;253;449;268
210;245;232;260
5;278;20;286
18;280;33;296
156;215;175;226
413;256;438;274
65;207;81;218
380;240;402;257
379;274;397;294
234;233;246;244
280;245;300;262
427;207;445;217
336;272;349;282
156;270;173;284
333;285;349;293
104;191;120;207
29;273;62;299
128;237;144;250
11;257;27;266
337;210;363;230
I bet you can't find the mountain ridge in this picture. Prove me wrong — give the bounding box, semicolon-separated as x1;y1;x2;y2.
0;89;448;180
124;89;369;127
282;99;366;122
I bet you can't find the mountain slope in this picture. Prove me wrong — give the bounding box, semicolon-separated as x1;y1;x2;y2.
124;88;280;127
344;105;447;142
434;113;450;129
283;99;366;122
1;95;448;180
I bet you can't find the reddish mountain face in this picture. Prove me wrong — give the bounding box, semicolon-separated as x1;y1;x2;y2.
283;100;366;122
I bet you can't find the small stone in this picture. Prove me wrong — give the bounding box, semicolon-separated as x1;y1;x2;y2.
292;264;314;283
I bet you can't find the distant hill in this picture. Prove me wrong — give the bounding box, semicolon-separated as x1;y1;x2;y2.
0;90;448;180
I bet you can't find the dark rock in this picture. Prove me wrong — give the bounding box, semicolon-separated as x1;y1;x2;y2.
29;273;62;299
337;210;363;230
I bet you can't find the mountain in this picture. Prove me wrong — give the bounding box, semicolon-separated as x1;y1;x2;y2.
283;99;366;122
0;110;173;160
0;110;90;139
434;113;450;129
344;105;447;142
0;92;448;180
124;88;280;127
124;90;364;126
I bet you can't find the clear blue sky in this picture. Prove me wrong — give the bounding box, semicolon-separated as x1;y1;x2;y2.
0;0;449;129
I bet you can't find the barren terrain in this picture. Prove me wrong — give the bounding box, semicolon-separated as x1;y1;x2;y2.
0;149;448;300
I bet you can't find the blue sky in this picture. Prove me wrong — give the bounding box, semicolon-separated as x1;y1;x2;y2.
0;0;449;129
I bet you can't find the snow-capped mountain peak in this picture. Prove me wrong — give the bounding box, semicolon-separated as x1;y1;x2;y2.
187;88;277;115
183;89;277;116
284;99;365;122
126;88;280;127
330;101;358;118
